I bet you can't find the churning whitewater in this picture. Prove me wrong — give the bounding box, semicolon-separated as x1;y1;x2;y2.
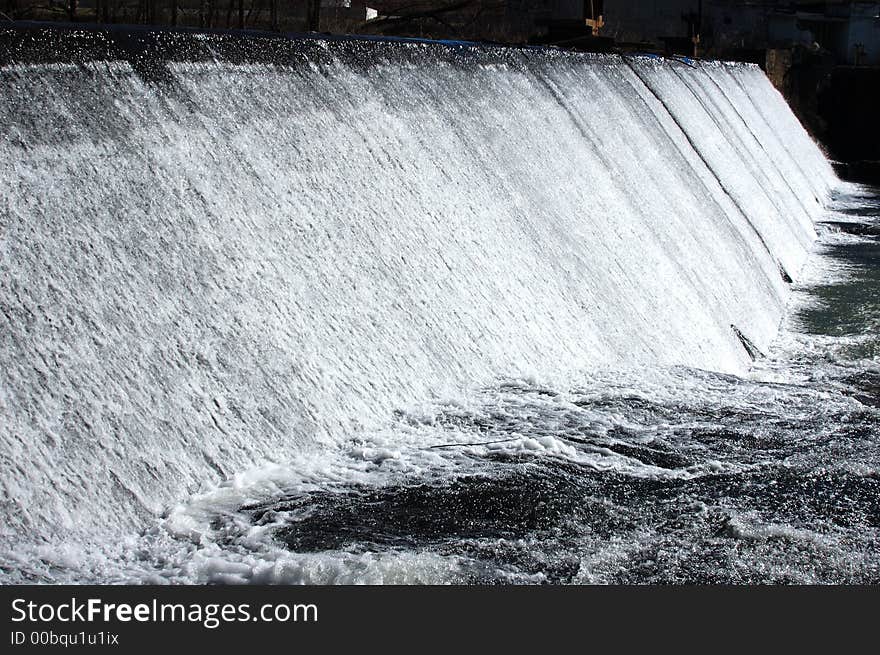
2;27;876;584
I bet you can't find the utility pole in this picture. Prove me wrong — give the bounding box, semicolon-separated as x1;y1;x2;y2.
307;0;320;32
68;0;77;21
586;0;604;36
200;0;212;28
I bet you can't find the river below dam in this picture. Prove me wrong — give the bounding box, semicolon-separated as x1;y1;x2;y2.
1;27;876;584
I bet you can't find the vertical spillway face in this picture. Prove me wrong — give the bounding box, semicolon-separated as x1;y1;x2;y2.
0;34;836;554
712;62;837;200
531;55;788;366
699;62;835;215
626;58;820;282
0;61;315;547
678;63;818;237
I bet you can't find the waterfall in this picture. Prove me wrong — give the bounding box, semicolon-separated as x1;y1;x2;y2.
0;27;836;557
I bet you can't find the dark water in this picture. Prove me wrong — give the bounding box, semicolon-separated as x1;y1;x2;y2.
202;186;879;585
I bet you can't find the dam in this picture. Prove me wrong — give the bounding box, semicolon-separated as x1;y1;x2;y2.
1;25;877;584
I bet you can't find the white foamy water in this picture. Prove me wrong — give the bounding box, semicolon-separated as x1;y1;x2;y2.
0;30;852;584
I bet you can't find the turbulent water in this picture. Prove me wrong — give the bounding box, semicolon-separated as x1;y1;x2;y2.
1;27;876;584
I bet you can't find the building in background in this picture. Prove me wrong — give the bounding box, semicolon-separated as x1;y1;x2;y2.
600;1;880;65
602;0;699;52
3;1;876;65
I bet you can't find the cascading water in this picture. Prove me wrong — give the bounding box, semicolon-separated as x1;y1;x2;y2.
2;27;876;584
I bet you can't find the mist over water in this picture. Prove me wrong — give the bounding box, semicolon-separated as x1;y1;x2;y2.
2;29;875;584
